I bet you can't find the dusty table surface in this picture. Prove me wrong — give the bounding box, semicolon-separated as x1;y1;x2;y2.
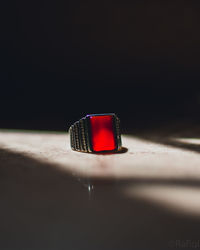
1;128;200;250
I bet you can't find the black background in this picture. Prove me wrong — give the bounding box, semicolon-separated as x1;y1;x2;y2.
1;0;200;131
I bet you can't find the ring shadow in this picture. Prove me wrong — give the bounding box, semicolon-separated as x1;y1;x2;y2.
92;146;128;155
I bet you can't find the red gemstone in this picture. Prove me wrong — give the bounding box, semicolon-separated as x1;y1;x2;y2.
89;114;116;152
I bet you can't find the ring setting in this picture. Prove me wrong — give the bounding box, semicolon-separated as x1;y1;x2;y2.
69;113;122;153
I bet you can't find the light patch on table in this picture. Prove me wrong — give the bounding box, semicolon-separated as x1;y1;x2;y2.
0;130;200;180
173;137;200;145
123;184;200;216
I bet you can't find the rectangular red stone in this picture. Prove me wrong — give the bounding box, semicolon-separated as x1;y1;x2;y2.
89;114;116;152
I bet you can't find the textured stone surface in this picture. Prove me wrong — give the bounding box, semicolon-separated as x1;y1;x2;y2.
0;129;200;249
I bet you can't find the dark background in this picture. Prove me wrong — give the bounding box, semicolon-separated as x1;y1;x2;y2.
1;0;200;131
